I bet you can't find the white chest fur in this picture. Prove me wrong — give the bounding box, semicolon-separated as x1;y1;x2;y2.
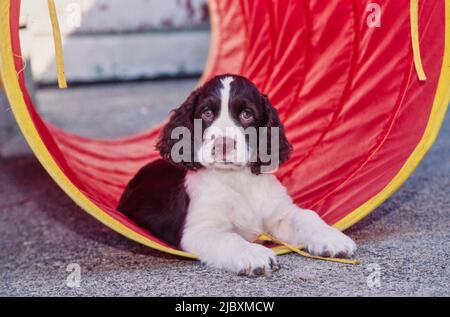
184;168;289;241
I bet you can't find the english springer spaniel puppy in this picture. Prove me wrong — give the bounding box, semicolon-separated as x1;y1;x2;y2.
118;74;356;276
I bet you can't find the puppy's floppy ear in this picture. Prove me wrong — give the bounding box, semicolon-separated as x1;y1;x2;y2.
156;89;203;170
263;94;293;165
250;94;293;174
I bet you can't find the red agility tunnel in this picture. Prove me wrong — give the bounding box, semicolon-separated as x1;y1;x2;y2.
0;0;449;258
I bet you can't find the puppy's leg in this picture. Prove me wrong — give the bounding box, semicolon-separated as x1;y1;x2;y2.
181;226;279;276
267;204;356;258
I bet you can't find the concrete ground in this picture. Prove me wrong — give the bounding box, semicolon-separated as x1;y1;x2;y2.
0;80;449;296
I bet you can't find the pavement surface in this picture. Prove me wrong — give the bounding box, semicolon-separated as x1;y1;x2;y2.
0;80;449;296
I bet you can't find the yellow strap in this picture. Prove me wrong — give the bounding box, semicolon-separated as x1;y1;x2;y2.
410;0;427;81
256;232;361;265
47;0;67;89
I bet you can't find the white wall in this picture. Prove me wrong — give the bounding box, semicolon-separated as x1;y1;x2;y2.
20;0;210;83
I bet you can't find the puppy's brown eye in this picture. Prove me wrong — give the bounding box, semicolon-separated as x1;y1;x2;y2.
202;109;214;121
239;109;254;122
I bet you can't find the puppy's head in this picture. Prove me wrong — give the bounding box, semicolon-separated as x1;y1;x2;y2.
156;74;292;174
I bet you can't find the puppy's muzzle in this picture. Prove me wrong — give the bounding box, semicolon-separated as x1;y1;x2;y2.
211;136;237;162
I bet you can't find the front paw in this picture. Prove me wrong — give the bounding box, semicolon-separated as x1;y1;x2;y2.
233;244;279;277
304;227;356;258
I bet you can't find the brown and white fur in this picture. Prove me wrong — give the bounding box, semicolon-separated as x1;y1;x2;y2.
118;74;356;276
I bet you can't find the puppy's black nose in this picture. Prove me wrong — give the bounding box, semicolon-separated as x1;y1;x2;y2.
212;137;236;158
